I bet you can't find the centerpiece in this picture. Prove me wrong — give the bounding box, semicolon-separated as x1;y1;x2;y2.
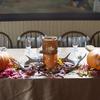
0;42;88;79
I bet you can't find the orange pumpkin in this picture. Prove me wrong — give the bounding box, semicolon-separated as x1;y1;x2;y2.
87;49;100;70
0;51;13;71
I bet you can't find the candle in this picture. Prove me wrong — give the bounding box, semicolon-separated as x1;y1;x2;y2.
42;36;58;70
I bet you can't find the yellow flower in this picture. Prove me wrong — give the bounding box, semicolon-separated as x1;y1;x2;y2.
57;58;63;65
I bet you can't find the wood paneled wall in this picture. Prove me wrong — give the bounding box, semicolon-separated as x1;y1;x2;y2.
0;20;100;47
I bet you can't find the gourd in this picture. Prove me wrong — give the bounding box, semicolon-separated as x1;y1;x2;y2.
87;49;100;70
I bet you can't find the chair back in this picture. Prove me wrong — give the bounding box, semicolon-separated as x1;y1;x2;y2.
90;31;100;47
0;32;13;48
60;31;89;47
17;30;45;48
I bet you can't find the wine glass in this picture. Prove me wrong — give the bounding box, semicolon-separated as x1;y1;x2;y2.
24;37;32;56
84;36;95;51
71;37;80;64
35;36;44;61
72;37;79;52
84;36;90;47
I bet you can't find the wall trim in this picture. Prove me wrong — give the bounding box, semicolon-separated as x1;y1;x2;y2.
0;13;100;21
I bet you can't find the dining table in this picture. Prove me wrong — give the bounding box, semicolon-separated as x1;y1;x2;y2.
0;47;100;100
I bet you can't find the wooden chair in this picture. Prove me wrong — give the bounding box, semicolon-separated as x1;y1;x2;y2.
17;30;45;48
59;31;89;47
0;32;13;48
90;31;100;47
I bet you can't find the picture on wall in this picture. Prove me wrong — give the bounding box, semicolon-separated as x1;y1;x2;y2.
0;0;95;14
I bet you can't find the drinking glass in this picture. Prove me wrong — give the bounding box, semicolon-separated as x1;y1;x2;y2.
35;36;44;60
72;37;79;52
85;36;90;47
71;37;80;64
24;37;32;56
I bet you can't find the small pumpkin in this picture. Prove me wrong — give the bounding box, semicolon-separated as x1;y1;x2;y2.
87;49;100;70
0;51;13;71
